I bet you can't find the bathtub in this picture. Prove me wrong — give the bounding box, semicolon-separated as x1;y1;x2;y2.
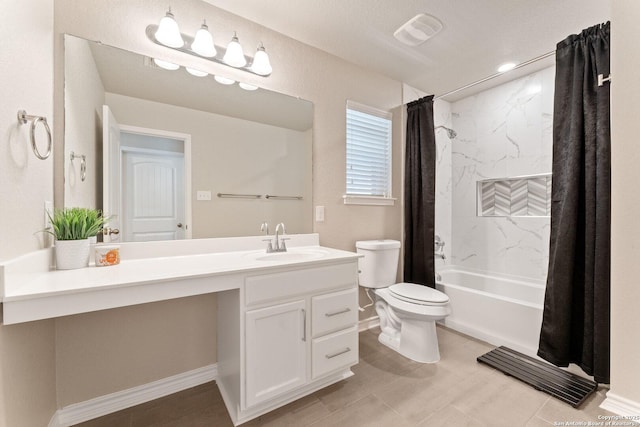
435;268;545;357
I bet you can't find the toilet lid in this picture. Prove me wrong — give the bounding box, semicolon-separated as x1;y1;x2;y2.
389;283;449;304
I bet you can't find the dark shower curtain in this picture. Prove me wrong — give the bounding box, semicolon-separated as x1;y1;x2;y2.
538;22;611;384
404;96;436;288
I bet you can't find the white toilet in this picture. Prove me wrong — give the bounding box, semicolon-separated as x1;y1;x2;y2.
356;239;451;363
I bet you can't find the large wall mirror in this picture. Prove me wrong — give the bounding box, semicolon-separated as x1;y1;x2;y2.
63;34;313;241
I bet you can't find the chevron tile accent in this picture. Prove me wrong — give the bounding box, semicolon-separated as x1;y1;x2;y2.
510;179;528;215
527;177;547;216
481;182;496;215
494;181;511;216
478;174;552;217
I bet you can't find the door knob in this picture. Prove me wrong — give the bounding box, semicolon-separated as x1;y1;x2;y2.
177;223;183;228
103;227;120;235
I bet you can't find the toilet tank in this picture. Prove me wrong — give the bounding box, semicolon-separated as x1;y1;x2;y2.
356;240;401;288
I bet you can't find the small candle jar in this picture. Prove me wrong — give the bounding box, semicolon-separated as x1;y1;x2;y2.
95;245;120;267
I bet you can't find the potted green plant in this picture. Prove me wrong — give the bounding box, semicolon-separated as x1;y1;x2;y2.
46;207;107;270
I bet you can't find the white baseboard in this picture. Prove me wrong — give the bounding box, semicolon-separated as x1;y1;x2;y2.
601;392;640;422
358;316;380;332
50;364;217;427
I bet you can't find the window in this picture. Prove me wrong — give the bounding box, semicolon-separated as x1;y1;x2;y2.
344;101;394;205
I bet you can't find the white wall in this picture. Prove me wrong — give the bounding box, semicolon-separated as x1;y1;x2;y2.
449;67;555;280
607;0;640;414
0;1;57;426
0;1;55;260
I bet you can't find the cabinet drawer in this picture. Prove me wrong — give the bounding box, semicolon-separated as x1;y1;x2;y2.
312;288;358;337
245;262;357;307
311;326;358;379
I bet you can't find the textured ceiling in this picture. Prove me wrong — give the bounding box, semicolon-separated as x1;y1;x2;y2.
203;0;610;100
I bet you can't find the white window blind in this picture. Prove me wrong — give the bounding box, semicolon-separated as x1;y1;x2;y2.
345;101;392;198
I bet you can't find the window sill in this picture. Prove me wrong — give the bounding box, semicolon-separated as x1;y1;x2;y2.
342;195;396;206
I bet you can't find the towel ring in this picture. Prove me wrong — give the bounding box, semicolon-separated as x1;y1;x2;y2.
17;110;52;160
70;151;87;182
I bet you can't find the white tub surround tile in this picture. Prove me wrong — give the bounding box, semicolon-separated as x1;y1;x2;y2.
449;67;555;281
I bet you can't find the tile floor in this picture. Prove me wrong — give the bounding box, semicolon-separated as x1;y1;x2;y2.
76;326;613;426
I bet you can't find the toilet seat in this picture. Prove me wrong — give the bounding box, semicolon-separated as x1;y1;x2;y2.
389;282;449;306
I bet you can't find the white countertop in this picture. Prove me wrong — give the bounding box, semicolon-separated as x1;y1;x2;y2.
0;235;360;325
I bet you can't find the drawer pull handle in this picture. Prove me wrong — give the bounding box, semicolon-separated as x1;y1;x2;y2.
326;347;351;359
325;308;351;317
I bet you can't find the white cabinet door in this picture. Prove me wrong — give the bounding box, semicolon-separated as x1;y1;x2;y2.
245;300;307;408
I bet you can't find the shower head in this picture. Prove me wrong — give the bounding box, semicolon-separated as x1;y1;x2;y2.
435;125;457;139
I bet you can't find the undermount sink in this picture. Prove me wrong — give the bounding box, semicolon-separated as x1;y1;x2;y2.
251;248;330;262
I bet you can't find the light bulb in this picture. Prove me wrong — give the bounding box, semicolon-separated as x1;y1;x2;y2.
223;33;247;67
214;75;235;85
250;44;272;76
155;9;184;48
186;67;208;77
191;21;217;57
239;82;258;91
153;58;180;71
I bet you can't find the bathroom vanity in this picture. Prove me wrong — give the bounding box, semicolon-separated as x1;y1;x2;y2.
218;258;359;424
0;234;360;425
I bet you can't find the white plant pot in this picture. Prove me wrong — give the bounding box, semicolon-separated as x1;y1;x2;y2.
55;238;90;270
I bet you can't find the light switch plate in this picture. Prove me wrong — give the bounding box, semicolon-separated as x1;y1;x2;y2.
315;206;325;222
196;190;212;201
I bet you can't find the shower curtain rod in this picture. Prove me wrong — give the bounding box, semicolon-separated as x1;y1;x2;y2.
435;50;556;100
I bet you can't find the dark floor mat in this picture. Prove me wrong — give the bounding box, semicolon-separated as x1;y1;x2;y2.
477;346;597;408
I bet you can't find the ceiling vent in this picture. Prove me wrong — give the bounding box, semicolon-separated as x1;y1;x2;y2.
394;13;443;46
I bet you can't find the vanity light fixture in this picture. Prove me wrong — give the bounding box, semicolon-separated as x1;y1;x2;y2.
238;82;258;91
191;20;217;57
186;67;208;77
250;43;272;76
223;32;247;67
147;9;272;77
154;8;184;48
214;75;236;85
153;58;180;70
146;55;256;89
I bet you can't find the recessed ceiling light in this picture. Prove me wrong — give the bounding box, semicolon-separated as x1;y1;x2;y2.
497;62;516;73
394;13;443;46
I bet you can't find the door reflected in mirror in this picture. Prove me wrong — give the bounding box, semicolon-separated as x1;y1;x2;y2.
63;34;313;242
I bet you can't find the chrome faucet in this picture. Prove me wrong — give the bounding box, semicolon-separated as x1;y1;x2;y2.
264;222;288;253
